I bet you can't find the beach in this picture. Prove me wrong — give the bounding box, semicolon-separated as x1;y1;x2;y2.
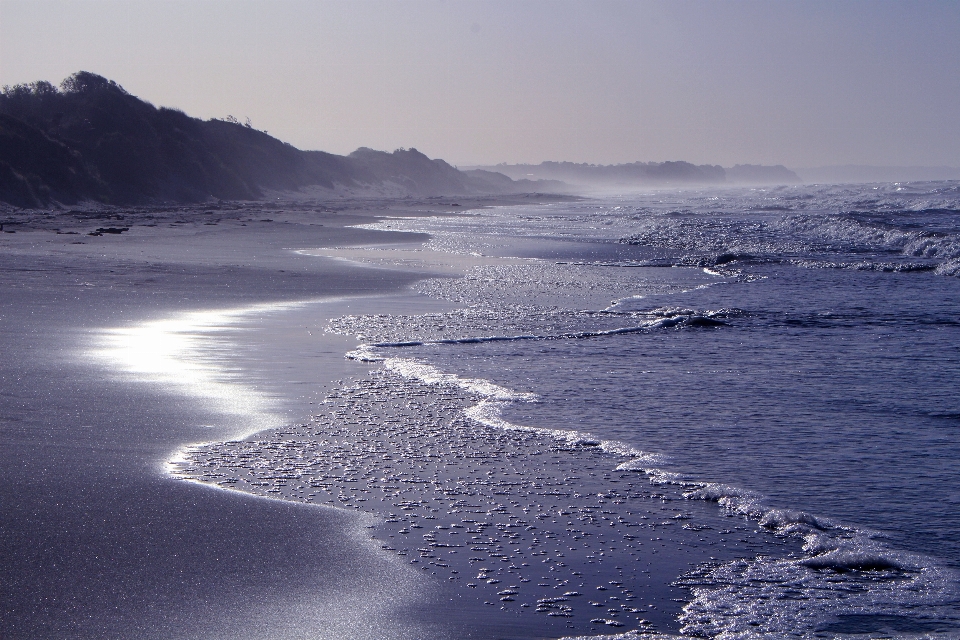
0;196;569;639
4;184;960;639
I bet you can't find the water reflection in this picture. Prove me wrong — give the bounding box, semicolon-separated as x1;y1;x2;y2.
91;300;311;474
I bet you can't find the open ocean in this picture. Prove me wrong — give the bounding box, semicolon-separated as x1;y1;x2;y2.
171;182;960;638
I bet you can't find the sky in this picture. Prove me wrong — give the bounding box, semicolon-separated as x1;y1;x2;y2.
2;0;959;168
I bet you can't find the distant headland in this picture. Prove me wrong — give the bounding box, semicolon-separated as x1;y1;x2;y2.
466;161;801;189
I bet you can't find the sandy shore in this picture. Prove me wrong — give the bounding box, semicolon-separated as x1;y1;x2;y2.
3;191;786;639
0;193;576;639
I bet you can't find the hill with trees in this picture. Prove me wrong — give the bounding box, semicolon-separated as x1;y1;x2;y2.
0;72;550;208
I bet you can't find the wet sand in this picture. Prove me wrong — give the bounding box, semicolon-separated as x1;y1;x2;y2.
1;192;782;639
0;195;568;639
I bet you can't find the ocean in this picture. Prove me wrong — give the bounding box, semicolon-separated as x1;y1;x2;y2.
169;182;960;637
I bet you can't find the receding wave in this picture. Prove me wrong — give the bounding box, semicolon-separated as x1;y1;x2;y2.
335;307;737;352
169;184;960;636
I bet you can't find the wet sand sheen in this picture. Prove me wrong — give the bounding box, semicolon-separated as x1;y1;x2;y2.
0;198;570;639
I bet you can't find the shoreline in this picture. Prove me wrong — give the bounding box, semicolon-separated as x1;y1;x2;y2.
150;206;781;637
3;195;561;639
6;185;960;637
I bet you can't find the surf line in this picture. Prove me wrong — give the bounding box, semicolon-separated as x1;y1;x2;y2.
356;344;938;584
349;314;726;354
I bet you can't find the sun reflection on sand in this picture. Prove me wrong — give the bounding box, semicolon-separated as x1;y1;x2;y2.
86;297;448;636
90;300;317;475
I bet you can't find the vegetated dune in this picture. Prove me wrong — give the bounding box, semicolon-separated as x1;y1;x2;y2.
0;72;560;208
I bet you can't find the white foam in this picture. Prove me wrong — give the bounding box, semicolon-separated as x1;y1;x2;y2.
679;550;957;638
758;507;830;532
560;634;690;640
382;357;535;402
666;478;960;636
682;483;767;519
346;345;386;362
606;446;959;630
936;257;960;277
376;354;667;475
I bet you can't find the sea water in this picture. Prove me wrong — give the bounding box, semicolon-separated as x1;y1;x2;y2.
183;182;960;637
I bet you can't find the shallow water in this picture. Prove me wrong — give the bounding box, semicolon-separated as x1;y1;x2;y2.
180;182;960;637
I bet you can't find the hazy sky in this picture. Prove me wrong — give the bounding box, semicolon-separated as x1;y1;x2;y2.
2;0;959;168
